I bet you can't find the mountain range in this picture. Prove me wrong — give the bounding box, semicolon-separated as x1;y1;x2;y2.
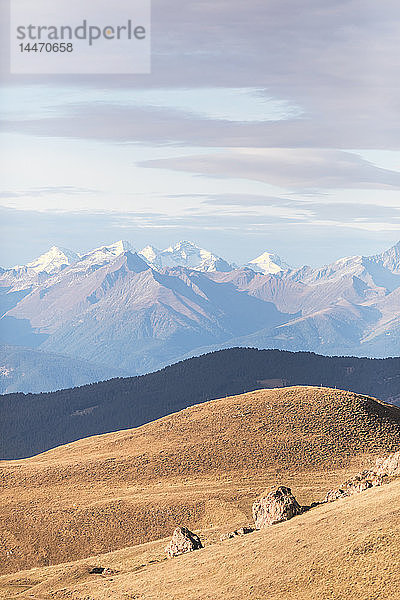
1;239;400;392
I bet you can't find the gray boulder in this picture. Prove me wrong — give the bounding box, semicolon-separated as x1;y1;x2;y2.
165;526;203;558
252;486;302;529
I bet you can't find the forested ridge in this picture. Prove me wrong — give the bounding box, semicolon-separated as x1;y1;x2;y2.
2;347;400;459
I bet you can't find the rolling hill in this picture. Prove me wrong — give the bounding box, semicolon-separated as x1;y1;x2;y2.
2;347;400;460
1;385;400;580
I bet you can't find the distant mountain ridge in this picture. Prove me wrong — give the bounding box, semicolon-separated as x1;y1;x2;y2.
1;240;400;392
6;239;288;279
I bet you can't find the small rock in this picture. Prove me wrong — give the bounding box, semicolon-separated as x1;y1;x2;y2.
165;526;203;558
345;477;373;495
252;486;302;529
89;567;105;574
357;470;385;487
88;566;115;576
220;531;235;541
220;525;254;541
236;526;254;535
376;450;400;477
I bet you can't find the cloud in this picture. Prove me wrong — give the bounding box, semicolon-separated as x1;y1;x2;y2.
2;101;400;150
2;0;400;151
184;193;400;220
190;194;296;207
0;103;317;147
140;148;400;191
1;0;400;274
0;186;98;198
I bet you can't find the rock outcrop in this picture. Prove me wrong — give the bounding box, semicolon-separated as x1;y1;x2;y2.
165;527;203;558
252;486;302;529
376;450;400;477
220;526;254;541
325;470;385;502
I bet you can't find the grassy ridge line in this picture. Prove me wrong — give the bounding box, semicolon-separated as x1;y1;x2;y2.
2;347;400;459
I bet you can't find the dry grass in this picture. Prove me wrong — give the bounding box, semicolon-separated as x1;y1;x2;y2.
1;385;400;593
0;480;399;600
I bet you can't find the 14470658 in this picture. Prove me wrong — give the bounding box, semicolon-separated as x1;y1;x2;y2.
19;42;73;52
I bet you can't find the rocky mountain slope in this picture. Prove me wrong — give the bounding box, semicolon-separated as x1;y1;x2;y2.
1;240;400;392
0;250;289;374
0;386;399;585
4;347;400;459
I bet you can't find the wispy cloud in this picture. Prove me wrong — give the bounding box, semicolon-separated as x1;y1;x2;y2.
2;101;400;150
140;149;400;191
3;1;400;149
0;186;98;198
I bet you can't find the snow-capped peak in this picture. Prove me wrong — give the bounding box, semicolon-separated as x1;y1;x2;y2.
19;246;80;275
165;240;199;255
81;240;133;261
69;240;135;271
139;245;161;263
89;240;132;256
372;240;400;273
139;240;234;272
246;251;290;274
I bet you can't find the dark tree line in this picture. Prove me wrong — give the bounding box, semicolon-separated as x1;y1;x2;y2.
1;347;400;459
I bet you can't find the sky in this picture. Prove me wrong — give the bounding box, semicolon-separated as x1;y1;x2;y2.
1;0;400;268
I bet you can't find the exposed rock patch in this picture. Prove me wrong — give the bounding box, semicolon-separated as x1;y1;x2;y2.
376;450;400;477
325;470;385;502
165;527;203;558
252;486;303;529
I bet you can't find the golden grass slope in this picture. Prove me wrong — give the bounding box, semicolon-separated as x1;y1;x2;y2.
1;386;400;577
1;479;399;600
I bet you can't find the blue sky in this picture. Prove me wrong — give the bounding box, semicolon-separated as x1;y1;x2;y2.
1;0;400;268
